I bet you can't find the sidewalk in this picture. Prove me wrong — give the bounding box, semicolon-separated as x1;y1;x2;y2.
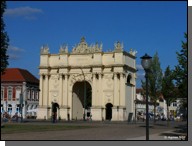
126;130;186;140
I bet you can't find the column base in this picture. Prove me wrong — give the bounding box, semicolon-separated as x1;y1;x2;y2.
37;106;49;120
111;106;127;121
90;106;104;121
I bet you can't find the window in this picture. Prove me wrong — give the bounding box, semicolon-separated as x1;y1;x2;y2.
28;90;30;99
168;103;171;107
127;75;132;84
16;89;21;99
36;92;38;100
32;91;34;100
1;90;3;99
8;104;12;112
8;90;12;99
173;101;177;107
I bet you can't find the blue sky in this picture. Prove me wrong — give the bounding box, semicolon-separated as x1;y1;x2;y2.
3;1;187;88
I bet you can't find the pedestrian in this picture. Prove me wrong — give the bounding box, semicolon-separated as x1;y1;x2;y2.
89;112;92;121
15;113;18;123
52;113;55;123
67;112;70;121
55;112;57;122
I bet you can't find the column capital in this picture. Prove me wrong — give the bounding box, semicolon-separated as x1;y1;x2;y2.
113;72;118;77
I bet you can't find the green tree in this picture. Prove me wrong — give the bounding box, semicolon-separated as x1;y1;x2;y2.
173;33;187;108
161;65;178;126
1;1;9;75
141;52;163;124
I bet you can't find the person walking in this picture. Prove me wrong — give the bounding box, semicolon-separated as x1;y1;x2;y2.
52;113;55;123
55;112;57;123
89;112;92;121
15;113;18;123
67;112;70;121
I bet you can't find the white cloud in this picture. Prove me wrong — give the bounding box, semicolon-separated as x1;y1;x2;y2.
8;54;21;59
136;64;144;71
136;73;145;80
4;6;43;17
24;16;37;20
7;46;25;52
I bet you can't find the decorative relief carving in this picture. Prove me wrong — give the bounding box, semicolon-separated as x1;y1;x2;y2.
70;74;92;86
114;41;123;51
104;92;113;104
71;37;102;53
40;44;50;54
51;75;59;89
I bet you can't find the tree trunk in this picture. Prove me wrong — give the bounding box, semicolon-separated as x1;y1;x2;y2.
167;104;169;127
154;101;156;124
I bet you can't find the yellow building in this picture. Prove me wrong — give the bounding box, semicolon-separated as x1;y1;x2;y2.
37;37;137;121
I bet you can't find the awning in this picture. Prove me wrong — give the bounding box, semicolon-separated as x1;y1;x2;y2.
144;113;154;116
27;109;37;112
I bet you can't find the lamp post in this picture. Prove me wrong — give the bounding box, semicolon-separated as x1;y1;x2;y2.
79;67;86;121
141;53;152;140
134;100;137;124
51;102;53;123
20;87;40;123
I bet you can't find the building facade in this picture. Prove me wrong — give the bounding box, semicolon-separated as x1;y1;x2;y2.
37;37;138;121
135;89;157;119
1;68;39;118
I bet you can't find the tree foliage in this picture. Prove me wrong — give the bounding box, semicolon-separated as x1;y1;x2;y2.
141;52;163;124
1;1;9;75
173;32;187;99
161;65;178;126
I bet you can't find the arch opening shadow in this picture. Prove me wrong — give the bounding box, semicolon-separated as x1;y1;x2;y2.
106;103;113;120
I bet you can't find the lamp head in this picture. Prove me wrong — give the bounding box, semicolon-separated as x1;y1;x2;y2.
140;53;152;70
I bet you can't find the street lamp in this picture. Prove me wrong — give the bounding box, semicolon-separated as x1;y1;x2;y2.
141;53;152;140
79;66;86;121
134;100;137;124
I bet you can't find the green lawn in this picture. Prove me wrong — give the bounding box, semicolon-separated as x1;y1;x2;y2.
1;124;97;134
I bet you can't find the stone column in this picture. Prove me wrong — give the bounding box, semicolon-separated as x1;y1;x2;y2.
98;74;102;106
59;74;63;106
64;74;68;107
39;74;43;106
120;73;125;106
44;74;49;106
113;73;117;106
92;73;96;106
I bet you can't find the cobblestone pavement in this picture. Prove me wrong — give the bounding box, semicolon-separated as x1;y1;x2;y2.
1;121;187;140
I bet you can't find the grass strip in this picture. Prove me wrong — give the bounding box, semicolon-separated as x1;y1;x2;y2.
1;124;97;134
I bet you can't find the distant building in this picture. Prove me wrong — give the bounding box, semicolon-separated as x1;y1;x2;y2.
135;89;158;118
1;68;39;118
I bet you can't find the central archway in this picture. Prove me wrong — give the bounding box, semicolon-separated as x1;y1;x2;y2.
72;81;92;120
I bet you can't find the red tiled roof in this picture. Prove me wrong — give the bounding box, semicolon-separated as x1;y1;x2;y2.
1;68;39;84
136;88;145;93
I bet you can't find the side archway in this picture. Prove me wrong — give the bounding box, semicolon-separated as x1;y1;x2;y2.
106;103;113;120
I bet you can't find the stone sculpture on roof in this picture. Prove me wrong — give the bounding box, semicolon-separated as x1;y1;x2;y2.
71;37;102;53
40;44;49;54
114;41;123;51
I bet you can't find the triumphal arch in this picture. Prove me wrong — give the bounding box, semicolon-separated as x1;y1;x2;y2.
37;37;137;121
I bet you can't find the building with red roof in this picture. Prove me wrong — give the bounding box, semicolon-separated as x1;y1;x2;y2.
1;68;39;119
